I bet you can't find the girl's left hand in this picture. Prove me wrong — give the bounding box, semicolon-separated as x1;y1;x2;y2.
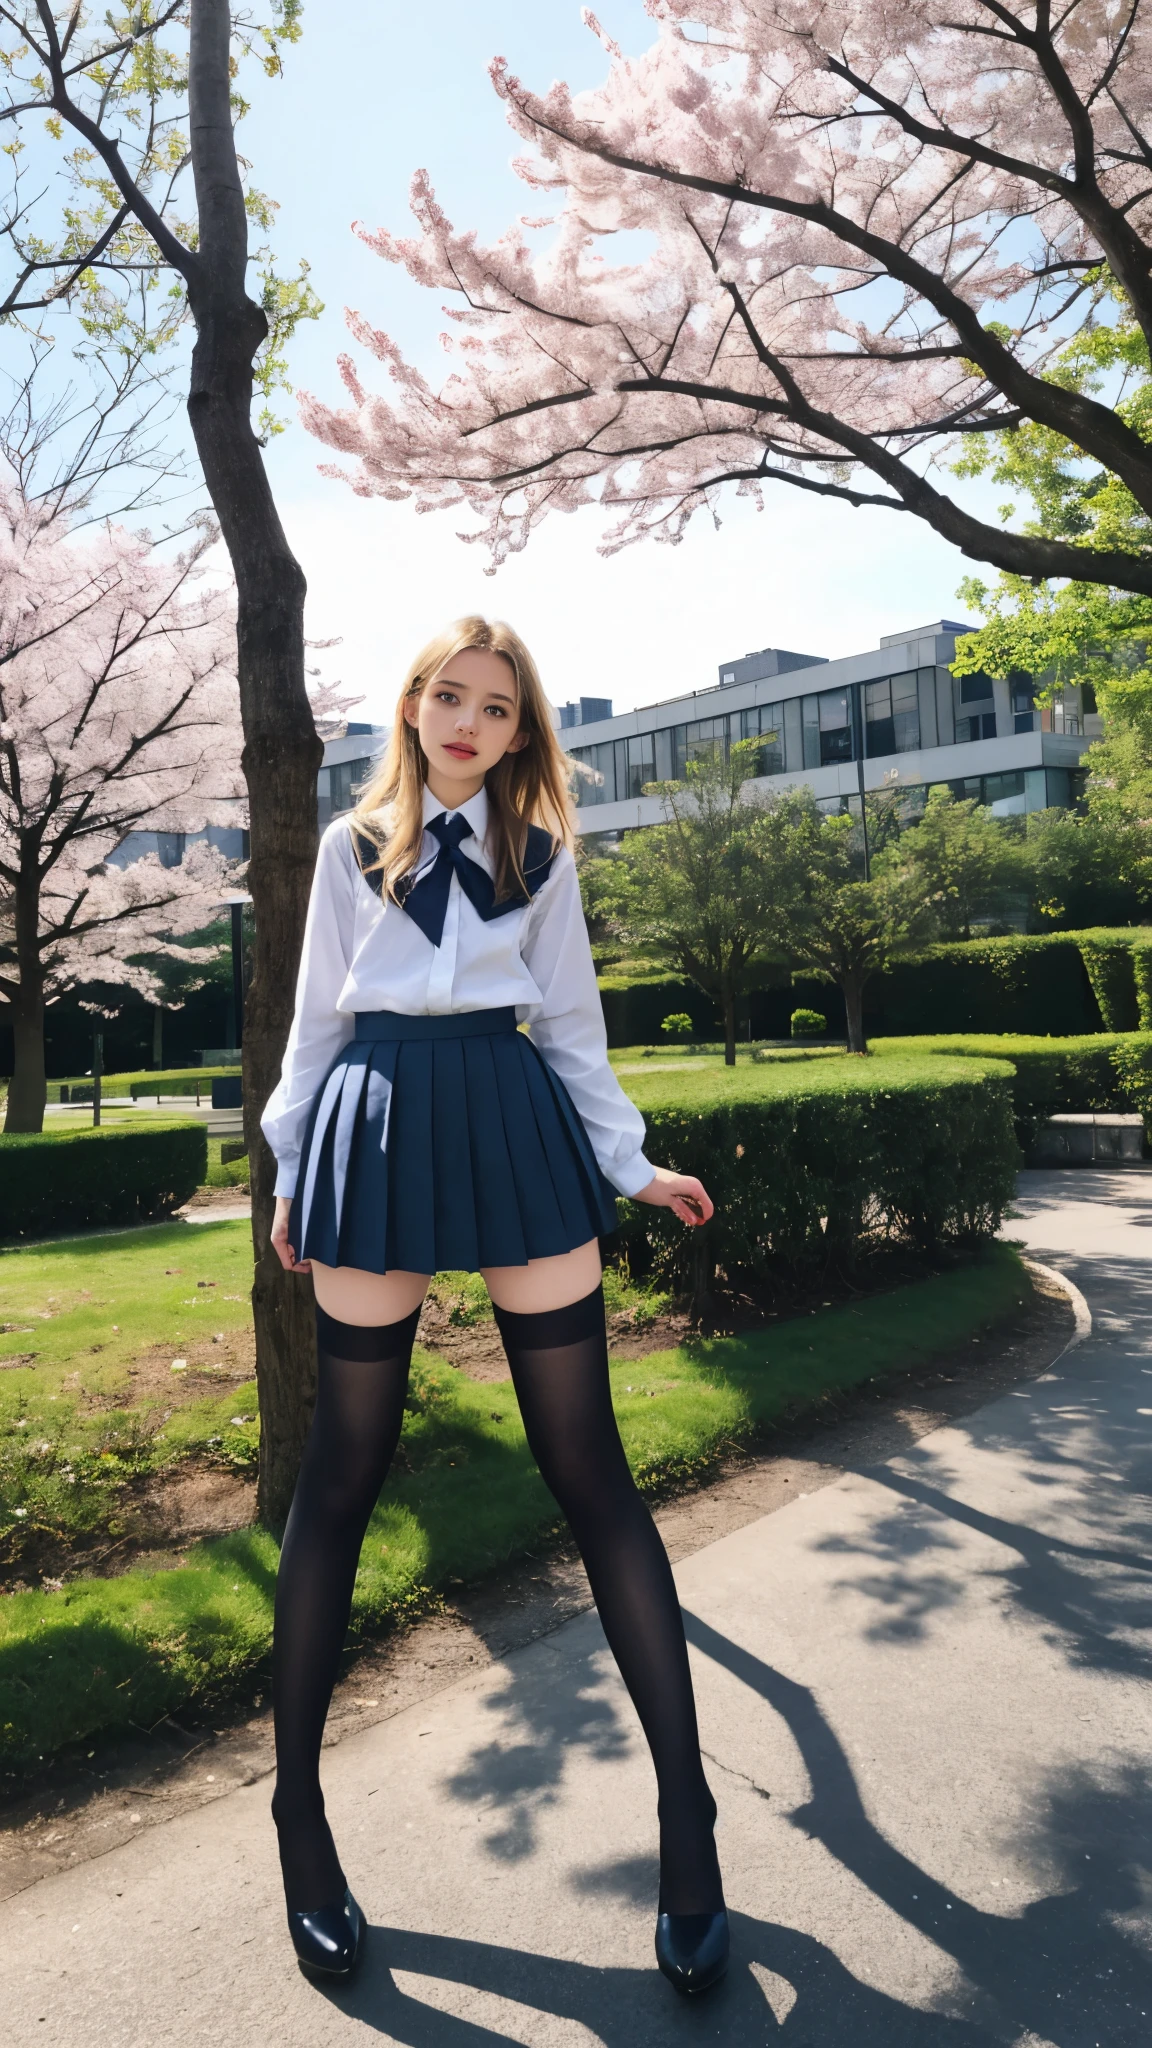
633;1165;714;1228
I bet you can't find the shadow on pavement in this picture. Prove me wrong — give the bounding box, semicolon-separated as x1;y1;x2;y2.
683;1610;1152;2047
322;1914;1002;2045
306;1609;1151;2045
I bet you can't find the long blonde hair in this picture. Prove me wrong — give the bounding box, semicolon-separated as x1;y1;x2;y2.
350;617;576;904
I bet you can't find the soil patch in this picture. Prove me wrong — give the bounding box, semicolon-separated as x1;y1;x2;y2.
120;1460;257;1555
416;1297;693;1379
83;1327;256;1411
178;1186;250;1213
0;1258;1075;1898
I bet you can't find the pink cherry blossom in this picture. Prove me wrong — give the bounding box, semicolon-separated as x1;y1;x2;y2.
302;2;1152;596
0;487;245;1127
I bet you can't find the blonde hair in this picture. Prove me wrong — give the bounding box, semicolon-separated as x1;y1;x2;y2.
350;616;576;904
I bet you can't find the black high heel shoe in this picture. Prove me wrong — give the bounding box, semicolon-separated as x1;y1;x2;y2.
655;1909;729;1995
288;1888;365;1980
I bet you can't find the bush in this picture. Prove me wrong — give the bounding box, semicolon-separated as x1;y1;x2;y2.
0;1121;207;1238
871;1032;1152;1146
791;1007;827;1038
615;1054;1018;1294
660;1013;694;1041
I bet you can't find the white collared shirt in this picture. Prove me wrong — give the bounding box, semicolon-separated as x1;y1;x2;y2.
260;784;654;1203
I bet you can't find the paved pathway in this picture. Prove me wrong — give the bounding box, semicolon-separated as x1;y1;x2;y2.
1;1170;1150;2046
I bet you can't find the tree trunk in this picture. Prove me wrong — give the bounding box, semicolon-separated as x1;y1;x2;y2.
185;0;322;1527
152;1005;163;1069
843;976;868;1055
4;992;47;1133
688;1225;715;1329
4;864;47;1133
721;982;737;1066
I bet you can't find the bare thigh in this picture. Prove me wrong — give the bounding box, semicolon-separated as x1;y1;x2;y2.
310;1261;431;1326
481;1240;602;1315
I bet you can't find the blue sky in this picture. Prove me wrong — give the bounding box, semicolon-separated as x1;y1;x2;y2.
57;5;993;722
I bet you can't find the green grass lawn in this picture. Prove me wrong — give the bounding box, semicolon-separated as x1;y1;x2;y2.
608;1042;844;1071
617;1047;1012;1111
0;1229;1034;1772
0;1222;260;1574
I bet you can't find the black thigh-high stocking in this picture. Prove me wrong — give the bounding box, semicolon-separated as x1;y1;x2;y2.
492;1284;723;1916
271;1301;420;1912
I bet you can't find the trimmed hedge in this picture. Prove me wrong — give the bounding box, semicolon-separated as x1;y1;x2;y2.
128;1066;239;1101
615;1053;1018;1292
36;1066;239;1105
598;974;720;1046
0;1121;207;1238
871;1031;1152;1146
598;927;1152;1042
1077;935;1141;1031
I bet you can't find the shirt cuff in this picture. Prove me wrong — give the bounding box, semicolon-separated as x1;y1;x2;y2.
273;1162;299;1200
608;1150;656;1199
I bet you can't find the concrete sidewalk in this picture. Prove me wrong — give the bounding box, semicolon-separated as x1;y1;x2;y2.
1;1171;1150;2045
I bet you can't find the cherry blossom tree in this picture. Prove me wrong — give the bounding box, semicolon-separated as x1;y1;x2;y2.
303;1;1152;598
0;486;244;1133
0;3;325;1520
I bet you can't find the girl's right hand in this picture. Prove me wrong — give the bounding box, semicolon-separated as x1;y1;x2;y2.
271;1194;310;1273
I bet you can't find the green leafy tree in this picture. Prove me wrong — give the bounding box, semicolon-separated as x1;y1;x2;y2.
593;743;820;1067
790;818;936;1055
1017;805;1151;929
953;280;1152;847
887;787;1019;942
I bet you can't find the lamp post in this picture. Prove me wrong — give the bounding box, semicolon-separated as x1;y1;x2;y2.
852;680;872;883
216;892;252;1053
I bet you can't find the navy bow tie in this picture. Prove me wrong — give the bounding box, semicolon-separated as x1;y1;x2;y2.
354;812;558;948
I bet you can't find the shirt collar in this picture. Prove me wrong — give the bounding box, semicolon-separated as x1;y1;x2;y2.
421;781;490;845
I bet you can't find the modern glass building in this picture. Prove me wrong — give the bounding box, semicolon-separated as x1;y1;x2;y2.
565;620;1099;834
316;722;388;827
110;723;389;869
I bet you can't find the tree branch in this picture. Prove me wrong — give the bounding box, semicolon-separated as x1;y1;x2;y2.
503;83;1152;501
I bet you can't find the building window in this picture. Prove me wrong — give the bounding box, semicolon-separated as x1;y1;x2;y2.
1010;674;1037;734
684;716;728;765
741;703;785;776
328;757;373;817
625;732;656;798
959;673;994;705
864;671;919;757
593;741;617;805
817;687;852;764
956;711;998;744
1051;689;1082;736
156;831;185;868
983;770;1027;813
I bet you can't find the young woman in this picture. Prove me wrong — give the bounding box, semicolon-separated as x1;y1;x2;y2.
262;617;727;1996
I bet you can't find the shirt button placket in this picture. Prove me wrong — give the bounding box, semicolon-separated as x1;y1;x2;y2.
426;879;458;1012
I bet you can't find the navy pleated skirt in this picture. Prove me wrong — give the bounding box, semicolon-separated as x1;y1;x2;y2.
288;1008;620;1275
